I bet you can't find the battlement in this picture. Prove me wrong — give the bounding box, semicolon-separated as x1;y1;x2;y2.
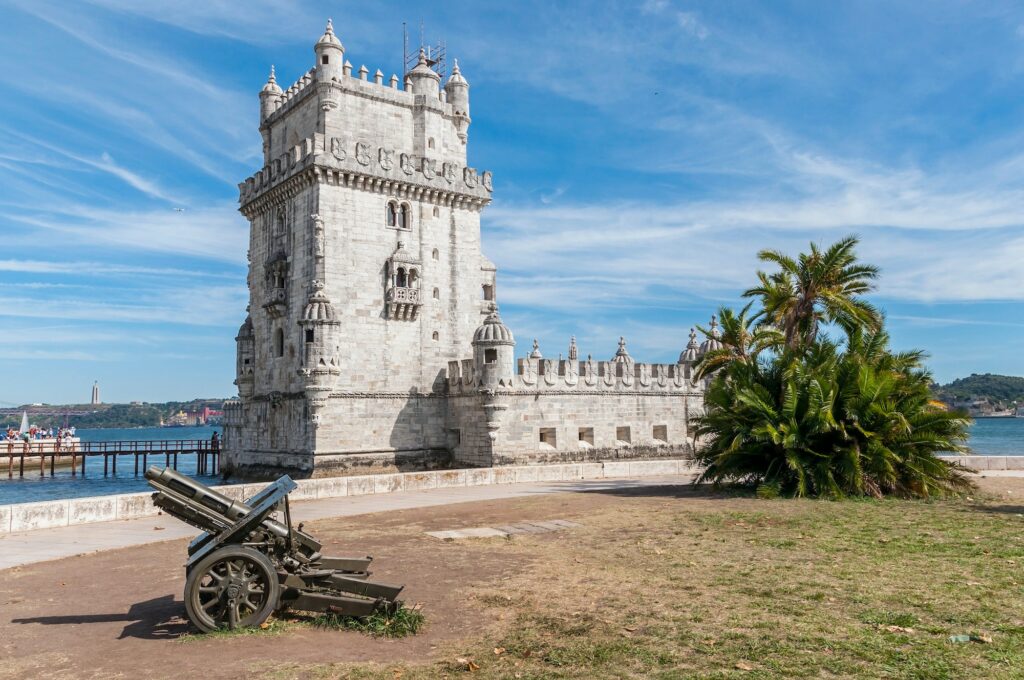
446;356;700;395
262;63;457;125
237;131;493;213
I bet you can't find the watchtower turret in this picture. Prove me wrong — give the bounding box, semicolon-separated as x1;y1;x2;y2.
444;59;471;143
314;19;344;83
259;65;283;122
408;48;441;96
472;309;515;388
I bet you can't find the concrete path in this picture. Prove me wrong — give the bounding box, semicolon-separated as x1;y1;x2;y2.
0;474;695;570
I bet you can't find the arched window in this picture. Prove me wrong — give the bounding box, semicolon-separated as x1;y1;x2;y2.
396;267;407;288
398;203;411;230
408;268;419;289
385;202;397;227
482;284;494;301
432;206;439;217
431;248;439;260
273;328;284;358
432;287;439;300
432;331;439;341
428;137;435;149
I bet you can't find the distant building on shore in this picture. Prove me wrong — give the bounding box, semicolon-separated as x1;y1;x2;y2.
222;21;710;478
90;381;100;405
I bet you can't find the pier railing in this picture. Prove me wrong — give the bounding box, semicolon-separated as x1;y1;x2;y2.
3;439;220;479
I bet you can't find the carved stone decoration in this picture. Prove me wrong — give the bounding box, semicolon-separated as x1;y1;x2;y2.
442;162;456;184
421;157;436;180
399;153;414;175
482;171;493;191
330;137;346;161
355;141;371;166
379;147;394;171
463;167;477;188
519;357;536;385
311;214;325;258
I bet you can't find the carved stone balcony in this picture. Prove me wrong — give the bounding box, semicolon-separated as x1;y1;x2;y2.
263;287;287;318
386;286;421;320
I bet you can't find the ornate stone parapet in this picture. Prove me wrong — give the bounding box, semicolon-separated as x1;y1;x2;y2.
515;358;699;393
238;133;492;214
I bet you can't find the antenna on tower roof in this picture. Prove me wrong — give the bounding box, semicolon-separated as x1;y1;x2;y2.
402;20;447;79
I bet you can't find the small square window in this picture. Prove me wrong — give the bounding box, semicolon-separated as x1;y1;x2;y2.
653;425;668;443
578;427;594;448
305;329;315;343
484;348;498;364
539;427;557;449
615;426;631;445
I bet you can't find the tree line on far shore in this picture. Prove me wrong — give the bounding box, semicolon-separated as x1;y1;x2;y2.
1;399;227;430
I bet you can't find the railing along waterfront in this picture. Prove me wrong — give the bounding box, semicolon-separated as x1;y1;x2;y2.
3;439;220;479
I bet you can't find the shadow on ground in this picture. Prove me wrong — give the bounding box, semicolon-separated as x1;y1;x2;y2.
11;594;189;640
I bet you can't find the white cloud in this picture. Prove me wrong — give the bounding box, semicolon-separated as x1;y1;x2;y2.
677;12;709;40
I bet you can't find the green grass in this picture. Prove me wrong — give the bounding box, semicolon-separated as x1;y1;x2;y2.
309;602;426;638
177;602;425;642
210;488;1024;678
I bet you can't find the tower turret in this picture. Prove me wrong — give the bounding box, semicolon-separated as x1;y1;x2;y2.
444;59;471;143
408;48;440;96
472;308;515;388
259;65;283;122
314;18;344;82
235;313;255;399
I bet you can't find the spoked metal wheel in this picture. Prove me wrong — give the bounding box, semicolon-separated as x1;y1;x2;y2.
184;546;280;633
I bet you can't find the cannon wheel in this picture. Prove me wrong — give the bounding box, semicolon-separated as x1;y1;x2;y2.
184;546;279;633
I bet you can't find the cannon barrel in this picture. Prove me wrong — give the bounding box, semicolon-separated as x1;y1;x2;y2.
145;466;250;520
144;465;290;541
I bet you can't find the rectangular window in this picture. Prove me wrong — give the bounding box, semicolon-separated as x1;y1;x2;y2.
484;348;498;364
653;425;668;443
616;426;632;445
578;427;594;448
539;427;557;449
305;329;314;343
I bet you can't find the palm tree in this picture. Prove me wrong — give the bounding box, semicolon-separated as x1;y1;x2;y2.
744;236;882;350
692;328;972;498
693;303;783;379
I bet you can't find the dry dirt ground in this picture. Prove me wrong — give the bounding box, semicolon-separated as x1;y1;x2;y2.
3;476;1024;679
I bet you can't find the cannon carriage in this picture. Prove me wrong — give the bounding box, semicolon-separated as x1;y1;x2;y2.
145;466;403;632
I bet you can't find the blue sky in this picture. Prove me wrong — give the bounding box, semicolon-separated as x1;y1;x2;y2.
1;0;1023;405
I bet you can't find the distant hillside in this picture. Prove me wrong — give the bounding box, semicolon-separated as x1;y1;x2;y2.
932;374;1024;410
0;399;228;430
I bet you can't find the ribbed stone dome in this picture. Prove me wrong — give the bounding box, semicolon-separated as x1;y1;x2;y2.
678;328;700;363
473;310;514;345
316;19;342;48
302;290;338;323
698;315;723;355
236;315;253;338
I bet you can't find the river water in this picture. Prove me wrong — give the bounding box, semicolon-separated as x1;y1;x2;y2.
1;420;1023;504
0;425;227;504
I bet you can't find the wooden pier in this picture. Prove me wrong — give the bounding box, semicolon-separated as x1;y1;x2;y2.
3;439;219;479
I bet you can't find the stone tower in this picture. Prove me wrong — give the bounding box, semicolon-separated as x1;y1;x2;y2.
223;21;495;476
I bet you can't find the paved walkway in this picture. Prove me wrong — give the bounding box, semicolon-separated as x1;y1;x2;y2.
0;474;695;570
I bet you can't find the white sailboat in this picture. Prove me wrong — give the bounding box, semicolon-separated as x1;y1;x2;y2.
19;410;29;433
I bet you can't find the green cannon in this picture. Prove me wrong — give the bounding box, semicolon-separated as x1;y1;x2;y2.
145;466;403;632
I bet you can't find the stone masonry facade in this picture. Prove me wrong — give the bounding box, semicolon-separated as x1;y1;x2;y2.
222;21;713;478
